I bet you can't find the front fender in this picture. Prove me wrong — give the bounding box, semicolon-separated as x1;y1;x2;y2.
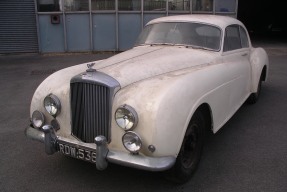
30;61;102;138
111;66;218;158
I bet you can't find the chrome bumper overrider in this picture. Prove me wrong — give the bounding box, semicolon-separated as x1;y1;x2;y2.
25;125;176;171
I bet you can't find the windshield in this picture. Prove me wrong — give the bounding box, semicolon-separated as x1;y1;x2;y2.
135;22;222;51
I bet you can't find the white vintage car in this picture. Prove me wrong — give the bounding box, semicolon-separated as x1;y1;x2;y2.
25;15;268;183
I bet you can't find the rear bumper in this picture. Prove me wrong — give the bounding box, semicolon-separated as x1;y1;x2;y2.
25;125;176;172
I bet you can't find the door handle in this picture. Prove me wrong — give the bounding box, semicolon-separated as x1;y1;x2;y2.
241;53;248;56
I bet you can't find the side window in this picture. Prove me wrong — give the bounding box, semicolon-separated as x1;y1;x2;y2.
223;25;241;52
239;26;249;48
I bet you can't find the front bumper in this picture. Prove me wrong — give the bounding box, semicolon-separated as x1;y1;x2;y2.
25;125;176;172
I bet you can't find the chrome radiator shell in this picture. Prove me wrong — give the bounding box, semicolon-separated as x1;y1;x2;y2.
70;71;120;143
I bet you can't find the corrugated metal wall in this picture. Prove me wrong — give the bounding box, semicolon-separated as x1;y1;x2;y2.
0;0;38;54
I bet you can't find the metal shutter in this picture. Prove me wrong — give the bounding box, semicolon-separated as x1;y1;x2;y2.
0;0;38;54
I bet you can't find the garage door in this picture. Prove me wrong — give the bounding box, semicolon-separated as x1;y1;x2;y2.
0;0;38;54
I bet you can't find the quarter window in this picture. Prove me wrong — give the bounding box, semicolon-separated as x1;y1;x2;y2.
239;26;249;48
223;25;241;52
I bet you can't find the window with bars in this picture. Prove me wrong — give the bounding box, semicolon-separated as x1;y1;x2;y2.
168;0;190;11
192;0;213;12
91;0;115;10
144;0;166;11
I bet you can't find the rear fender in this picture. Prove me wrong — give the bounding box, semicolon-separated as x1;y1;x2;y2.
250;48;269;92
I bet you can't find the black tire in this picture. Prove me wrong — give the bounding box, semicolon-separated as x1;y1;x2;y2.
165;110;205;184
247;76;262;104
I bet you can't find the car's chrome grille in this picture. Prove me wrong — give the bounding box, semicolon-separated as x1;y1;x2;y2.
70;82;111;143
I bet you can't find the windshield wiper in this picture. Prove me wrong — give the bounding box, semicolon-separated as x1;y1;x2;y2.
150;43;176;46
135;44;148;47
185;45;214;51
149;43;192;47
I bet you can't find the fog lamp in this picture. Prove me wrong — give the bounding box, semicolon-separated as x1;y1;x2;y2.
122;131;142;153
32;110;45;128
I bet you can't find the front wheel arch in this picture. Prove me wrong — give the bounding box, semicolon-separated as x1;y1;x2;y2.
164;104;212;183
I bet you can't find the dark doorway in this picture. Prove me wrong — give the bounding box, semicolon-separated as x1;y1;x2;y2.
238;0;286;42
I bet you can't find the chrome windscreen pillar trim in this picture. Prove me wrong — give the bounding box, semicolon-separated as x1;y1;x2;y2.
95;136;109;170
42;125;57;155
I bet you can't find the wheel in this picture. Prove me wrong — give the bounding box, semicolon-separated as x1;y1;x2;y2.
247;75;262;104
165;110;205;183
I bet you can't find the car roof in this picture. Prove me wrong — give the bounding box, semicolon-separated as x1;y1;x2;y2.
147;14;244;29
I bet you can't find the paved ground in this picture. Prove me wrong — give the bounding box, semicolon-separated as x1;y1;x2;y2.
0;43;287;192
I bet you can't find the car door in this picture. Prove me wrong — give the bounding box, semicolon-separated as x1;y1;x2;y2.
222;24;251;114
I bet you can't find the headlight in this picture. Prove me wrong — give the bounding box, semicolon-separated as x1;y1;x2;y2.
44;94;61;117
115;105;138;131
122;131;142;153
32;110;45;128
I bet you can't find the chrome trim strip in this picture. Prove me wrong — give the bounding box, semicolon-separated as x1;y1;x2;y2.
70;70;120;89
25;126;176;171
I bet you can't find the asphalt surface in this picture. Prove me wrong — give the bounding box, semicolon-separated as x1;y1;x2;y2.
0;44;287;192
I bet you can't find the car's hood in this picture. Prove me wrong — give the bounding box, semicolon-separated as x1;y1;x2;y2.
95;46;221;87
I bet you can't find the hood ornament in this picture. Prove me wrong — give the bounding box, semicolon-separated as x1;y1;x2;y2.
86;62;97;72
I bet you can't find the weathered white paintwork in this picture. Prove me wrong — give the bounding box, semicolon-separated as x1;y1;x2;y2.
30;15;268;159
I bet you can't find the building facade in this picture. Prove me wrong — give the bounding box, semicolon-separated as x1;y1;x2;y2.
0;0;238;54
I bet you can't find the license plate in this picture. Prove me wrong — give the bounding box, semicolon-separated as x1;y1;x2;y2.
57;141;97;164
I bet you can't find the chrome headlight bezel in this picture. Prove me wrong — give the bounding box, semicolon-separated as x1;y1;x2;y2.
122;131;142;153
43;94;61;117
115;105;138;131
31;110;45;128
